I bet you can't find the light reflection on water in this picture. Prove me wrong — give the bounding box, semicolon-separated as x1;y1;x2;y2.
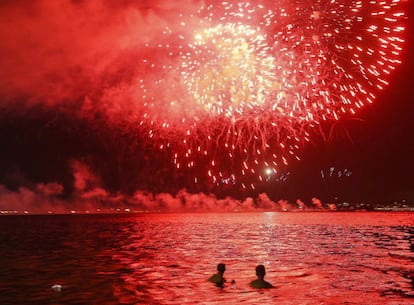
0;212;413;304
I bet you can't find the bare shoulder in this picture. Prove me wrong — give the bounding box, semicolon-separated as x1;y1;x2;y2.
250;279;273;289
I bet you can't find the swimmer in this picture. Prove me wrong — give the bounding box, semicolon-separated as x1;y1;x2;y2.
208;263;227;288
250;265;273;289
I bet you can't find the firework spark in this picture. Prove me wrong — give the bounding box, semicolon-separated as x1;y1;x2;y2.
138;0;406;189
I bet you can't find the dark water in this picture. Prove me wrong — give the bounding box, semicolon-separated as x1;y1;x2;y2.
0;212;413;305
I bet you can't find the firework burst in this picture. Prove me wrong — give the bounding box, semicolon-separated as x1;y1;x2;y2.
182;23;276;117
138;0;406;189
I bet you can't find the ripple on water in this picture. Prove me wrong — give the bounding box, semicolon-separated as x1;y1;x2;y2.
0;212;413;304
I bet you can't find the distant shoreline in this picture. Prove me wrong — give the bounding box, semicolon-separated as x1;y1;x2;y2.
1;209;414;216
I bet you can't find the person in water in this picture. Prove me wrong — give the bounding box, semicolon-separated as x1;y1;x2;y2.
250;265;273;289
208;263;227;287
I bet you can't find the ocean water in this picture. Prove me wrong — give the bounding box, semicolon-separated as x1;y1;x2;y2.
0;212;413;305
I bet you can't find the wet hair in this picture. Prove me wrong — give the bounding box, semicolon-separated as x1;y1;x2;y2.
255;265;266;278
217;263;226;273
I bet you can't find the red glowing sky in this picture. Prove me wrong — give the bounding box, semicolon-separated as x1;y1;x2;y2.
0;0;413;211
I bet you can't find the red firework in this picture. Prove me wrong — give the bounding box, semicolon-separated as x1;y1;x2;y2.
137;0;406;189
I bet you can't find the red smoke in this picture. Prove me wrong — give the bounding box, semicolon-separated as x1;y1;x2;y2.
0;0;198;113
0;158;333;213
0;159;281;213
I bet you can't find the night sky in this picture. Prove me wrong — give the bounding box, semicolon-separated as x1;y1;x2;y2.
0;0;413;212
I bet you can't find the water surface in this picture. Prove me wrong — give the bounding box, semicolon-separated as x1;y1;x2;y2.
0;212;413;304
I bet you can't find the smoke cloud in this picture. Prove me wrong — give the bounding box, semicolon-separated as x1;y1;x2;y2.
0;160;328;213
0;0;200;113
0;182;306;214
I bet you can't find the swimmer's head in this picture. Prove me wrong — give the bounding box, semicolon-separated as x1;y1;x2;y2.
255;265;266;278
217;263;226;274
